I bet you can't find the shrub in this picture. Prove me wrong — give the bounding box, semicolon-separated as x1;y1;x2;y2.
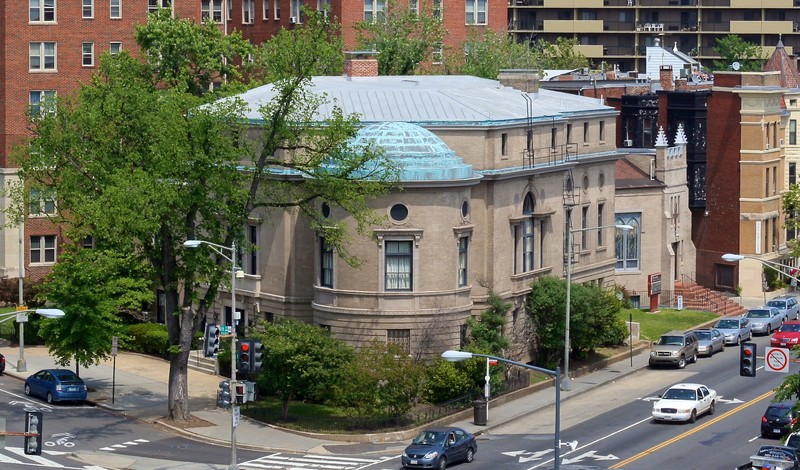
126;323;170;358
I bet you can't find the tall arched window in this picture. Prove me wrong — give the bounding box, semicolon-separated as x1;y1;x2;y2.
522;193;535;272
615;213;641;270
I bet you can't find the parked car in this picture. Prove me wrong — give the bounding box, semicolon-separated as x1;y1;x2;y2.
691;328;725;356
402;427;477;470
749;445;800;470
786;431;800;451
747;307;784;335
24;369;87;404
714;316;752;345
769;295;800;321
648;330;699;369
762;401;797;438
652;383;717;423
0;352;5;375
771;321;800;348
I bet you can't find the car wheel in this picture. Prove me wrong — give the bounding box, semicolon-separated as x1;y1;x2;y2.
438;457;447;470
24;384;31;396
677;356;686;369
736;335;741;346
709;400;715;415
46;392;54;404
690;352;697;363
688;409;697;423
767;326;772;334
466;447;475;463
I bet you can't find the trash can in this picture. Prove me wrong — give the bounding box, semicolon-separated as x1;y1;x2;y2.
473;398;487;426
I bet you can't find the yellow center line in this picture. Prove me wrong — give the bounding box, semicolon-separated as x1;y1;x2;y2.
610;389;776;469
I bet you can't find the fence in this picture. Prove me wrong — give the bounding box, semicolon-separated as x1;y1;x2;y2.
242;370;531;434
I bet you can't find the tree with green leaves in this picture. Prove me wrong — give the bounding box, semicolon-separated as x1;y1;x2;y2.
36;249;154;376
713;35;765;72
9;11;396;422
333;340;425;419
466;290;512;355
526;276;626;369
784;187;800;257
254;319;354;419
353;0;445;75
534;37;590;70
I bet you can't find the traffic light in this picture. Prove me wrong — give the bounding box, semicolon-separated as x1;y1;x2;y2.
740;342;757;377
24;411;42;455
203;323;220;358
234;381;246;404
238;339;253;374
217;380;232;409
251;339;265;374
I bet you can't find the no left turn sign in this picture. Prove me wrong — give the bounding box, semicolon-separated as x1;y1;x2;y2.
766;347;790;373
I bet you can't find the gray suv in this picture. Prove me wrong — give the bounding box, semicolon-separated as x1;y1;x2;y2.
649;330;699;369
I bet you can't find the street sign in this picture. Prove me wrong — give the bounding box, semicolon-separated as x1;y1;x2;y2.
232;406;240;427
766;347;790;373
220;325;230;335
16;312;28;323
111;336;118;357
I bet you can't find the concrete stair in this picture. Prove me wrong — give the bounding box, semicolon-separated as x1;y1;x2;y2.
673;281;747;317
187;350;218;375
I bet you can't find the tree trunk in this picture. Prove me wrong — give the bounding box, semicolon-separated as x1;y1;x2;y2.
167;304;195;421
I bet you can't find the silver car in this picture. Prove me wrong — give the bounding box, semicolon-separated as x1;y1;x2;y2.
768;296;800;321
691;328;725;356
714;316;752;345
746;307;783;335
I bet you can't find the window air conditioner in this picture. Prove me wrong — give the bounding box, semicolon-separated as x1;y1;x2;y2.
623;139;633;147
289;16;297;24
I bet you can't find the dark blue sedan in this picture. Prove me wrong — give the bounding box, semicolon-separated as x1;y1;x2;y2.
402;426;477;470
24;369;87;404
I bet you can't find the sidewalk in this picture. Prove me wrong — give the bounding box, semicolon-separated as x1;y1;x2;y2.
0;294;781;469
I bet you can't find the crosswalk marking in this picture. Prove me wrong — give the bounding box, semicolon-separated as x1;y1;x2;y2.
242;453;394;470
4;446;66;467
99;438;150;451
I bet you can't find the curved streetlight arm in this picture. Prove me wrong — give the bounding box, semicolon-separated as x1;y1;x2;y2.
184;239;235;264
722;253;799;279
0;308;65;325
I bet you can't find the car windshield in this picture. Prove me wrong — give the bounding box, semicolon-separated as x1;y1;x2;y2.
716;319;740;329
694;331;711;340
412;431;445;445
780;324;800;333
662;388;697;400
769;301;788;309
656;336;684;346
747;310;770;318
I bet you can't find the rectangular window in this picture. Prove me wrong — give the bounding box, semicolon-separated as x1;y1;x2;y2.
432;43;443;64
551;127;557;150
364;0;386;21
263;0;269;19
792;120;798;146
581;206;589;249
82;236;95;249
30;235;57;264
321;238;333;288
228;0;233;20
202;0;223;22
774;165;778;195
110;0;121;18
29;187;56;215
766;167;770;197
465;0;486;24
82;42;94;67
387;329;411;354
274;0;280;19
148;0;170;13
600;121;606;141
409;0;419;15
29;42;56;71
790;163;797;186
522;219;534;272
615;213;641;270
83;0;93;18
501;133;508;156
583;122;589;143
245;224;258;275
29;90;55;117
597;203;604;245
110;42;122;55
243;0;254;23
433;0;441;18
385;240;412;291
567;123;572;143
458;237;468;287
30;0;56;22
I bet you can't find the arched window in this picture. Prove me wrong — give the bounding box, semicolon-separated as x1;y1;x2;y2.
615;213;641;270
522;193;535;272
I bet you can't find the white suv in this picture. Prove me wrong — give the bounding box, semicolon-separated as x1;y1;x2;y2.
768;295;800;321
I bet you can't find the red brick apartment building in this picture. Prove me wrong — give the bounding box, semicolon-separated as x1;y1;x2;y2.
0;0;505;284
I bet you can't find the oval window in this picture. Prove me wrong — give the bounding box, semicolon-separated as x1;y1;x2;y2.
461;201;469;219
321;202;331;218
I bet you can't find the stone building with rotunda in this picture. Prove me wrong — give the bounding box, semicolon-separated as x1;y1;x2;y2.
216;61;622;361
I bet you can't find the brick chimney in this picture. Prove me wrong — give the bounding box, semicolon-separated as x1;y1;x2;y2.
343;51;379;78
660;65;674;91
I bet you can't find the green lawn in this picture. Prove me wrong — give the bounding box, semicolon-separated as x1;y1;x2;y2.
619;308;720;341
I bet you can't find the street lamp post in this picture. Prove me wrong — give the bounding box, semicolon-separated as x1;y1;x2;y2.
443;350;562;469
184;239;240;470
0;308;66;373
563;224;632;392
721;253;799;290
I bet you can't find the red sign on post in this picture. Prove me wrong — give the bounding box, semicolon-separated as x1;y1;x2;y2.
647;273;662;313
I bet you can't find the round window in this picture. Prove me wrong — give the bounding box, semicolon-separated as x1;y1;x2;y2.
390;203;409;222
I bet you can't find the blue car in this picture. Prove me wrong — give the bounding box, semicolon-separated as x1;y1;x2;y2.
24;369;87;404
402;426;477;470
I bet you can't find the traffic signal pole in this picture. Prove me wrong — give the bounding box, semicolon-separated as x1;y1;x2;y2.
229;241;238;470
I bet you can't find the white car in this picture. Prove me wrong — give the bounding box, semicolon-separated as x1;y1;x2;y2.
652;383;717;423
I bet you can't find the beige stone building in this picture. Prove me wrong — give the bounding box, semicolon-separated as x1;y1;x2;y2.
217;64;622;359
